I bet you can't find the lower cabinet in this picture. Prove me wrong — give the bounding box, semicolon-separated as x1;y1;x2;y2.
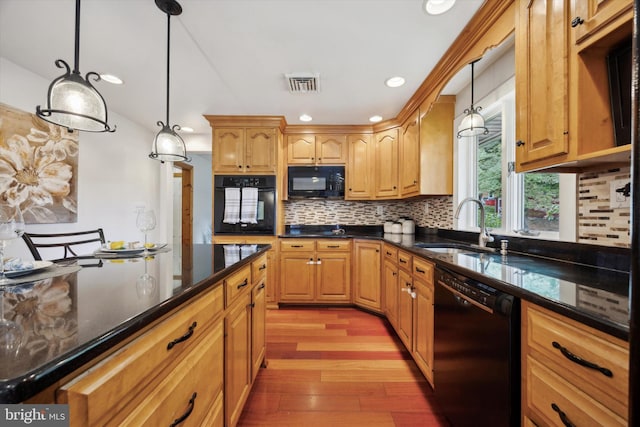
225;293;252;427
252;274;267;382
382;257;399;330
279;239;351;303
411;258;434;386
521;301;629;426
397;268;414;351
353;240;382;312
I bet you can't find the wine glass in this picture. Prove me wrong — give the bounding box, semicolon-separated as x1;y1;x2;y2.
0;204;25;285
136;209;156;250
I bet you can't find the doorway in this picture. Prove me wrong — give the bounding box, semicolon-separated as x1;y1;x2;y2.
173;162;193;246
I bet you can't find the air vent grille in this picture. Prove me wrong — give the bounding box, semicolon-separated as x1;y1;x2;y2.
285;73;320;93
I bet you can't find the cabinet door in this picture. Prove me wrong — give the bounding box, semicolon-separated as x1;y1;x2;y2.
383;259;399;330
251;278;266;382
419;96;454;195
412;278;434;387
279;253;315;301
315;252;351;302
515;0;570;170
374;128;399;198
353;240;382;312
399;112;420;197
287;134;316;164
213;128;245;173
265;248;278;306
397;269;414;351
225;294;252;427
315;134;347;164
573;0;633;44
346;134;373;200
245;127;276;173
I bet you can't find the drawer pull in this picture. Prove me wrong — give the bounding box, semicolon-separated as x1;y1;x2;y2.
237;279;249;290
551;341;613;377
291;244;304;248
170;392;197;427
399;259;407;264
415;267;425;274
259;283;266;290
327;245;340;248
551;403;576;427
167;322;197;350
386;251;392;255
259;264;267;271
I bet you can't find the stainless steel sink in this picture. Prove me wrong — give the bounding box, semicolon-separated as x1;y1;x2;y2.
413;242;496;254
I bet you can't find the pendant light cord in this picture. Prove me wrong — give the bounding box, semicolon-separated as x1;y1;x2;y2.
165;12;171;125
73;0;81;74
470;61;475;108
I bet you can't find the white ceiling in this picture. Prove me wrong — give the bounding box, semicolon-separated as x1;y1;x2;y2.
0;0;484;147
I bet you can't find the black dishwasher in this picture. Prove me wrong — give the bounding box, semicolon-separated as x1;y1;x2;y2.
433;267;520;427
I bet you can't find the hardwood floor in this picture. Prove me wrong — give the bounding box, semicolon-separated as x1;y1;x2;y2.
238;307;450;427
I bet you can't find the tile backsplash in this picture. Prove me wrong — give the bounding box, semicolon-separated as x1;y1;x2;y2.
578;166;630;247
284;197;454;229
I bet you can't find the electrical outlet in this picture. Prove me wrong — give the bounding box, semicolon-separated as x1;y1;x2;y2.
610;179;630;209
376;205;383;215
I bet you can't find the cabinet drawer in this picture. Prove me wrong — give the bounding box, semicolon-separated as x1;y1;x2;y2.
316;239;351;251
525;356;626;427
120;321;224;426
397;250;412;271
524;303;629;416
251;253;268;283
59;285;223;426
225;265;252;307
382;244;398;262
280;239;315;251
413;258;433;284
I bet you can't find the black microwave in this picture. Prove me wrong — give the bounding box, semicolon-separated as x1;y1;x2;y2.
287;166;345;199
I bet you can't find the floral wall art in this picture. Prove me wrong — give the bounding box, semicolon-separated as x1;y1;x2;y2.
0;103;78;223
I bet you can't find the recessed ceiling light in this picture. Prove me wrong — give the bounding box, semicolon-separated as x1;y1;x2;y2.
424;0;456;15
180;126;194;133
385;76;405;88
99;73;124;85
299;114;313;122
369;115;383;123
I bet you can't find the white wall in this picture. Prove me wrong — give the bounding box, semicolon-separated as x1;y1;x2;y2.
190;154;213;243
1;57;170;259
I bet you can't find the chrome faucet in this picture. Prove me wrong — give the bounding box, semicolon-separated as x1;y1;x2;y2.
454;197;494;248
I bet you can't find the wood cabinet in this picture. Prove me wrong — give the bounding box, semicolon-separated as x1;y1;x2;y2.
287;134;347;164
399;111;420;197
58;285;225;426
213;127;277;174
225;293;252;427
373;128;399;199
346;134;374;200
397;268;414;351
411;258;435;387
251;255;267;382
515;0;570;171
353;240;382;312
419;95;454;195
279;239;351;303
521;301;629;426
515;0;633;172
382;244;399;329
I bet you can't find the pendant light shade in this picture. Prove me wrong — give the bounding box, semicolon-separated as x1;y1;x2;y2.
36;0;114;133
149;0;190;163
457;60;488;138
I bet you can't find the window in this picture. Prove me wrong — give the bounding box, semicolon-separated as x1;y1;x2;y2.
456;80;574;241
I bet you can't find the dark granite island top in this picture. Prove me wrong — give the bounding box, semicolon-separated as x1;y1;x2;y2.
0;243;270;403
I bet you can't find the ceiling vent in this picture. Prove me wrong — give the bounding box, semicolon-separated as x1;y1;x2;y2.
285;73;320;93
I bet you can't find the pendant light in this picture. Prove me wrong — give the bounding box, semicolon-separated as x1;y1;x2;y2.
36;0;114;133
149;0;190;163
457;60;489;138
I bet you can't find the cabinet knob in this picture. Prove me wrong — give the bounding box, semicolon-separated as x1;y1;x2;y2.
516;140;525;147
571;16;584;27
237;165;242;169
246;165;251;169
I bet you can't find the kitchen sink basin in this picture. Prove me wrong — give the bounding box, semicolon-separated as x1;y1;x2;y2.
413;242;496;254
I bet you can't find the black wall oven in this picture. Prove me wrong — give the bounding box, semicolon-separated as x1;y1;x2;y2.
213;175;276;235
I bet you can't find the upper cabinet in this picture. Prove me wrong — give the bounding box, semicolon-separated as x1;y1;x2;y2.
206;116;285;175
515;0;570;171
399;112;421;198
346;134;373;200
287;134;347;165
419;96;455;195
374;128;399;199
515;0;633;172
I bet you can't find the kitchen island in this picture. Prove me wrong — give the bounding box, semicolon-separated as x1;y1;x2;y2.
0;243;270;412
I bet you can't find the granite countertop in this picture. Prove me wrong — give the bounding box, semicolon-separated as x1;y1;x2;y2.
282;225;630;340
0;244;270;403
